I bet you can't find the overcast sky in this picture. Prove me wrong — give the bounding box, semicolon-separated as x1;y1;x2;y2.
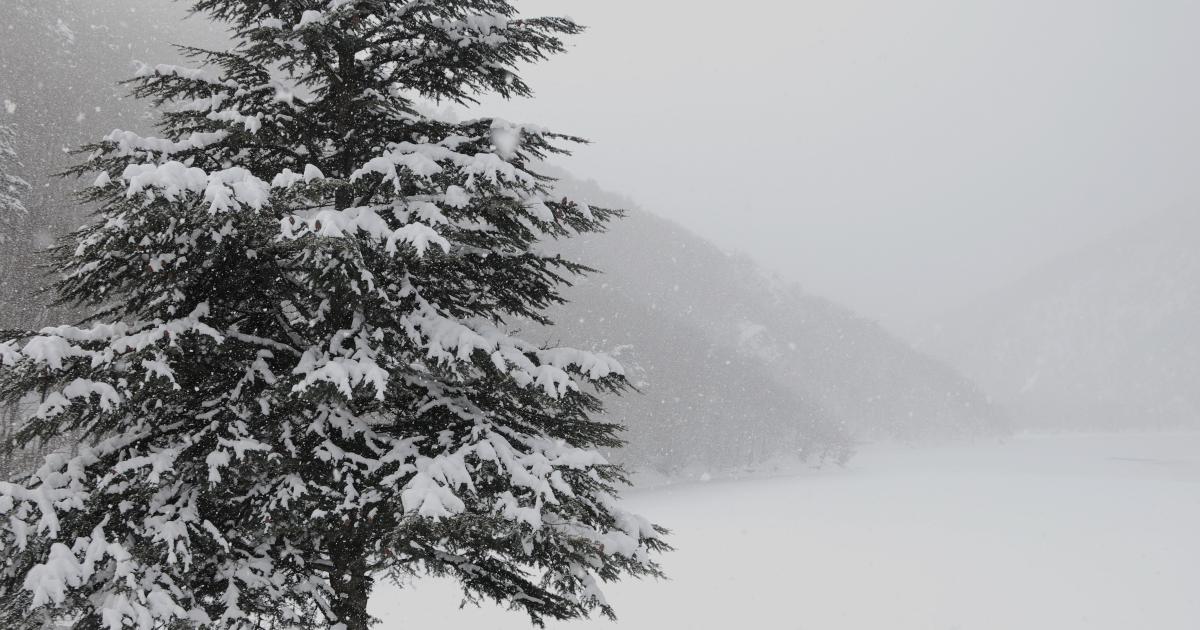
469;0;1200;337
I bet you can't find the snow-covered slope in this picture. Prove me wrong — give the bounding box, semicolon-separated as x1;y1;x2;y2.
541;177;1003;470
927;210;1200;429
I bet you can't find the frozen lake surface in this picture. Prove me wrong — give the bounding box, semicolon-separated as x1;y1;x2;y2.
373;433;1200;629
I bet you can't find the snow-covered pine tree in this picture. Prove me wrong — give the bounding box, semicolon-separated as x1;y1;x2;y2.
0;2;666;628
0;120;28;245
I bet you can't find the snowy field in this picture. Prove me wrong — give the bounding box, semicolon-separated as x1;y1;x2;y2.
373;433;1200;629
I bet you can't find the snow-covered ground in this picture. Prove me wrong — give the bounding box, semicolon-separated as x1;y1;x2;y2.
373;433;1200;629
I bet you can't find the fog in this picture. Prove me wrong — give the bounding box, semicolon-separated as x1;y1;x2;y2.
1;1;1198;628
474;0;1200;335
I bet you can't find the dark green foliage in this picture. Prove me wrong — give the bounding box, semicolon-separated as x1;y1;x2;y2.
0;2;666;628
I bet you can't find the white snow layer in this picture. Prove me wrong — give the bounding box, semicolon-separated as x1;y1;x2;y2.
373;433;1200;629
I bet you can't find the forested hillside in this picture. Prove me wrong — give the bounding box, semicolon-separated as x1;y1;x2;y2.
927;209;1200;429
543;177;1004;470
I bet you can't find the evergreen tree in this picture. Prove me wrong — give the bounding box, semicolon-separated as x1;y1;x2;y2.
0;120;28;245
0;2;666;628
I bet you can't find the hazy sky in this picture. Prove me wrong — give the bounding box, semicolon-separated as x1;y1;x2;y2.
472;0;1200;337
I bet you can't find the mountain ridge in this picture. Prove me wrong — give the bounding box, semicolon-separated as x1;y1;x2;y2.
925;208;1200;429
541;173;1005;470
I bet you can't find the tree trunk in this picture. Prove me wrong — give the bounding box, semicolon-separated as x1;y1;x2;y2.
333;37;359;212
328;544;374;630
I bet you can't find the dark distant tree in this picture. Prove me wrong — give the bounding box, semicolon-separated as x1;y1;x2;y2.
0;2;666;628
0;118;31;324
0;120;28;246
